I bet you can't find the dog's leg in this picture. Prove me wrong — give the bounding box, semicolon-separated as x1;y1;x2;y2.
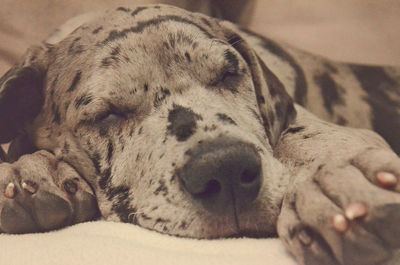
275;105;400;265
0;150;99;233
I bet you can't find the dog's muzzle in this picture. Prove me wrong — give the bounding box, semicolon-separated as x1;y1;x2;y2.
178;138;262;214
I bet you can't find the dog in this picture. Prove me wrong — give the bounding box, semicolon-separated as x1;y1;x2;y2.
0;4;399;265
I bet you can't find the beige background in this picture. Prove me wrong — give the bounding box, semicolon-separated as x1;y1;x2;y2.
0;0;400;77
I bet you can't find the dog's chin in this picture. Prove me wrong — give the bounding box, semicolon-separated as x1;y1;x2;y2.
160;227;275;240
149;218;276;239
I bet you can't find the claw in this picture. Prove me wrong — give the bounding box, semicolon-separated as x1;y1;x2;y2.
333;214;348;232
345;202;368;220
376;172;397;188
22;181;38;194
4;183;16;198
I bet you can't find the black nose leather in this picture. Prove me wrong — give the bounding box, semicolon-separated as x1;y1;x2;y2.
179;138;262;214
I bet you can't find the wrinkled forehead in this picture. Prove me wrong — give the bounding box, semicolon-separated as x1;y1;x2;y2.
91;4;222;51
56;5;242;124
79;4;231;84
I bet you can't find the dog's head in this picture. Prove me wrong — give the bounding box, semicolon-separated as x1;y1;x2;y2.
0;5;295;238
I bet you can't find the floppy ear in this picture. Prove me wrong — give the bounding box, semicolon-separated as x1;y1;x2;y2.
217;22;296;147
0;45;49;144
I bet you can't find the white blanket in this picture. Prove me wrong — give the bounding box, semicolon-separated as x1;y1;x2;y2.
0;221;296;265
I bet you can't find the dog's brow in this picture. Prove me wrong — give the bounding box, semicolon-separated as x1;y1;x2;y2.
100;15;214;46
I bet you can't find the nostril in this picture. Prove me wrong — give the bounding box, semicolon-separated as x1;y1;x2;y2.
240;169;258;184
195;179;221;198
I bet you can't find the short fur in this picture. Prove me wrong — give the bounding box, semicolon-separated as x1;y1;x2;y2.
0;5;400;265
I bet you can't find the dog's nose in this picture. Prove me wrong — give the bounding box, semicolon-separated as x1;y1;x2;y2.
179;138;262;214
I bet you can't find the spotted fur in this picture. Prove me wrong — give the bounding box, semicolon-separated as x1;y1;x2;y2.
0;5;400;263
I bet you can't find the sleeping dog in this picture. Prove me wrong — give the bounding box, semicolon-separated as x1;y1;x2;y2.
0;5;399;265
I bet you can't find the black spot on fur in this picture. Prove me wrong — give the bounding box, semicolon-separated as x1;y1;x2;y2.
107;141;114;164
100;16;213;46
155;218;170;224
107;185;129;202
154;179;168;196
224;50;239;72
91;152;101;173
203;124;217;132
350;65;400;154
167;104;202;141
241;28;307;105
140;214;152;221
216;113;237;125
116;7;130;12
68;37;84;54
131;6;147;17
63;141;70;154
108;185;137;224
67;71;82;93
111;46;120;56
185;52;191;63
248;108;263;125
99;167;111;190
101;54;120;68
257;95;265;104
92;26;103;34
74;94;93;108
314;72;345;115
227;33;243;47
285;126;305;134
52;103;61;124
153;87;171;107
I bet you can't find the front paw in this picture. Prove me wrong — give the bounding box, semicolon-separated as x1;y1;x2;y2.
278;148;400;265
0;151;99;233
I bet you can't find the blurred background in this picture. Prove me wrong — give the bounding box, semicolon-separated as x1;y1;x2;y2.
0;0;399;77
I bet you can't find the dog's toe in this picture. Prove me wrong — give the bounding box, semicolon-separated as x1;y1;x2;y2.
62;178;99;223
33;190;72;231
1;200;38;233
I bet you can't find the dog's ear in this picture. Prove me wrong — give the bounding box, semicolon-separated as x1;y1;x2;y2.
0;45;49;143
216;22;296;147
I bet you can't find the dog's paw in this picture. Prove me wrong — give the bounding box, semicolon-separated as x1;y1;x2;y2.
0;150;99;233
277;148;400;265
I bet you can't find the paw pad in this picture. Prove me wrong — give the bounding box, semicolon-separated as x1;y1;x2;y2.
22;181;38;194
4;183;16;199
376;172;397;188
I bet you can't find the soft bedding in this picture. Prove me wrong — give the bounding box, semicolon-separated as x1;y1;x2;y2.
0;221;296;265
